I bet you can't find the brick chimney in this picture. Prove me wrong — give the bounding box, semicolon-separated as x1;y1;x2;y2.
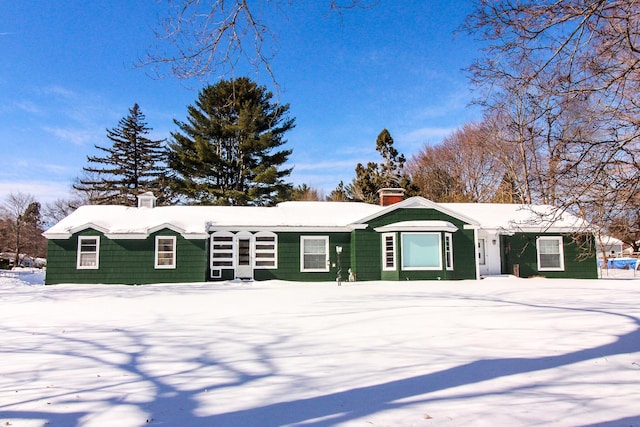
378;188;405;206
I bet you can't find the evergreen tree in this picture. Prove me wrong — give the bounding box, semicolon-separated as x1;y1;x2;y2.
287;184;324;201
341;129;417;204
74;104;168;206
168;77;295;205
327;181;349;202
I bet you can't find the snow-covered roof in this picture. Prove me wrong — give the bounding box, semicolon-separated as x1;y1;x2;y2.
44;201;385;239
440;203;592;233
43;198;592;240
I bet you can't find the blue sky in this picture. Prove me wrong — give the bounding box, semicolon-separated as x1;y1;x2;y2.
0;0;483;204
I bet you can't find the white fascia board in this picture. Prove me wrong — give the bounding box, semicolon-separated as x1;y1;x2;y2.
42;232;72;240
69;223;110;235
105;233;149;240
182;233;209;239
516;226;595;234
354;196;480;226
147;223;188;236
208;225;355;233
374;220;459;233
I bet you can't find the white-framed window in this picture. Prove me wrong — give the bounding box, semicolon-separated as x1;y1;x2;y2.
401;232;442;270
537;236;565;271
211;231;234;268
77;236;100;269
382;233;396;271
155;236;176;269
254;232;277;269
301;236;329;272
444;233;454;271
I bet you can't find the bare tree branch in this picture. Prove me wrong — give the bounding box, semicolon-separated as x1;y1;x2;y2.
139;0;377;85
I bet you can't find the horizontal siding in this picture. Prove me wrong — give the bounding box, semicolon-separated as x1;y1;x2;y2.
270;232;351;282
45;229;207;285
356;208;477;281
503;233;597;279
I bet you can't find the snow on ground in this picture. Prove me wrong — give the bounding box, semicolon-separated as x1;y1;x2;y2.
1;270;639;427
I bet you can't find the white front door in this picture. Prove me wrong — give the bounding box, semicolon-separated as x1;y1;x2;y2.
235;236;253;279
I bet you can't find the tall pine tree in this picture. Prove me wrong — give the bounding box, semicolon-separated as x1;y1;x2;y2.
168;77;295;205
75;104;168;206
341;129;417;204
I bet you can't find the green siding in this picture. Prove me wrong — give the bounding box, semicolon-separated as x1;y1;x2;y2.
210;232;352;282
262;232;351;282
353;208;477;281
502;233;597;279
45;228;207;285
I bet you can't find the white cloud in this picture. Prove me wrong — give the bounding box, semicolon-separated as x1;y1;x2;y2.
42;85;79;99
42;126;98;146
0;180;73;205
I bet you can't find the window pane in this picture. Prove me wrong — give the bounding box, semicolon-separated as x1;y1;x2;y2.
158;239;174;252
537;237;564;270
80;241;97;252
155;237;175;268
79;253;96;267
304;239;326;254
78;237;99;268
539;239;560;254
445;234;453;270
540;254;561;268
403;234;440;268
304;254;326;269
256;244;274;250
384;235;395;269
301;237;328;271
157;253;174;265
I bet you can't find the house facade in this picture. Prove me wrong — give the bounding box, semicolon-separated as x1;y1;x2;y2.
43;191;598;285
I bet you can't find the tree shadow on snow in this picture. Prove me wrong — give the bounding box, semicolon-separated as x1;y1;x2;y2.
1;297;639;426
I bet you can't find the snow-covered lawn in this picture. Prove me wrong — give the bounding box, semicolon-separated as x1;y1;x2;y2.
1;270;639;427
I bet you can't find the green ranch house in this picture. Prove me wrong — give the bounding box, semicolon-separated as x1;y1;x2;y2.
43;190;598;285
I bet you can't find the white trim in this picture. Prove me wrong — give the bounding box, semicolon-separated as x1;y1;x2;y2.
381;233;396;271
254;231;277;269
300;236;330;272
355;196;480;227
444;232;454;271
154;236;177;269
211;231;235;269
401;232;443;271
77;236;100;269
473;229;481;280
210;225;358;233
234;231;254;279
537;236;565;271
375;220;458;233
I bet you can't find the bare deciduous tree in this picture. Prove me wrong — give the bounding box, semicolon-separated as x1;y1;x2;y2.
407;120;509;203
141;0;377;83
464;0;640;237
0;193;46;267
